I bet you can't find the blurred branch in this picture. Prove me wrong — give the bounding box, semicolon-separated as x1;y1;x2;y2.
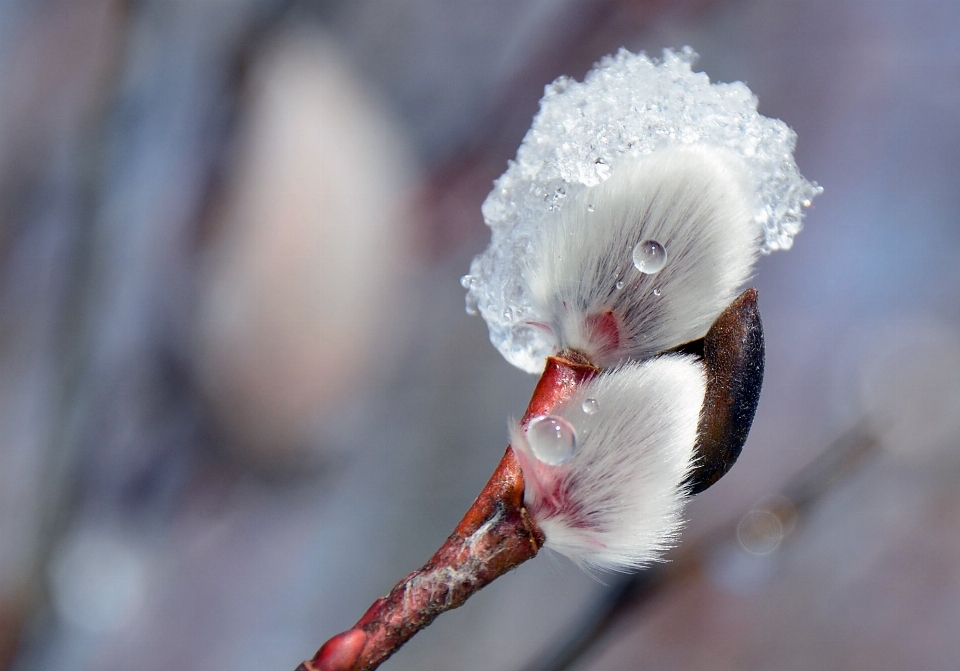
0;2;134;669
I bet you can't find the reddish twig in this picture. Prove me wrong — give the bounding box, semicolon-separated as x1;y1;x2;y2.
297;355;598;671
298;289;766;670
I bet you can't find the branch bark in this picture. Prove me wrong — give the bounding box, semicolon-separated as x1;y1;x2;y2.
297;356;598;671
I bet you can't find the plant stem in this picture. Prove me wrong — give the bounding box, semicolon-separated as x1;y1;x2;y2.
297;356;598;671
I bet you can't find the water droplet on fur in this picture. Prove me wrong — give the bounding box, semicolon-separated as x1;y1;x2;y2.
633;240;667;274
587;204;595;212
581;398;599;415
527;415;577;465
653;287;661;296
615;281;624;290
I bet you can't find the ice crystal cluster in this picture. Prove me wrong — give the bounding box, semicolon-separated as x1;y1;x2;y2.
463;47;821;373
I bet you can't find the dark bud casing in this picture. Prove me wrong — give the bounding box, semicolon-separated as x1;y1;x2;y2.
674;288;765;495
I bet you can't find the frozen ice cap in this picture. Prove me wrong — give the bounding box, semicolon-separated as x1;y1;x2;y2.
462;47;821;374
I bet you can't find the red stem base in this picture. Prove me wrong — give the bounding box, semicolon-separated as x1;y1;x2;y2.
297;355;597;671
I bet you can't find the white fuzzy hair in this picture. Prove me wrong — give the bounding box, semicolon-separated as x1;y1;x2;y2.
511;355;705;571
528;145;759;367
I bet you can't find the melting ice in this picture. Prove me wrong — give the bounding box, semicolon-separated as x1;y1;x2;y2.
465;47;821;373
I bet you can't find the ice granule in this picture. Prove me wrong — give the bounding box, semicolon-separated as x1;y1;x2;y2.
465;47;822;373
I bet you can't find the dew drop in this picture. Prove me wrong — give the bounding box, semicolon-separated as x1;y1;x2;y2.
465;293;479;315
527;415;577;465
581;398;599;415
615;281;624;290
587;204;595;212
653;287;661;296
460;274;474;289
595;160;612;180
633;240;667;274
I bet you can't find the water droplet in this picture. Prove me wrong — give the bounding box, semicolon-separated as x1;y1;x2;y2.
633;240;667;274
594;158;611;180
587;204;595;212
460;274;474;289
615;281;624;290
527;415;577;465
653;288;661;296
581;398;599;415
465;293;479;315
546;76;572;95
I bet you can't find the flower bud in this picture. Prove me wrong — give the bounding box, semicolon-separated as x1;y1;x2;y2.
528;145;759;368
512;355;705;571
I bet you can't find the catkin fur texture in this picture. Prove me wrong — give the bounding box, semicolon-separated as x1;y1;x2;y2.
528;145;759;367
512;355;705;571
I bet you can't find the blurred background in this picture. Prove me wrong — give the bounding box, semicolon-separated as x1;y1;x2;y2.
2;1;960;670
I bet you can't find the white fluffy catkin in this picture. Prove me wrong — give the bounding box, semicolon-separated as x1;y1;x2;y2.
511;355;705;571
528;145;759;367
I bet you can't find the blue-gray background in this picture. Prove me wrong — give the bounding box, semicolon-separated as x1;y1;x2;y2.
2;1;960;669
